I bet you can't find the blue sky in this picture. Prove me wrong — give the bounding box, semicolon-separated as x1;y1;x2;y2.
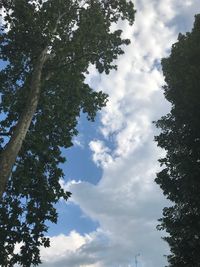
1;1;200;267
40;1;200;266
48;115;102;236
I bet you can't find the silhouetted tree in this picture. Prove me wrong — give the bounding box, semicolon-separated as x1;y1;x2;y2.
155;14;200;267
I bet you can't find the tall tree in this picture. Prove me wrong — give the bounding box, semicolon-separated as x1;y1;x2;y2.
155;14;200;266
0;0;135;266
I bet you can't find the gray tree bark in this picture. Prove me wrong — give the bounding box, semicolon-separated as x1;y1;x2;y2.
0;47;48;198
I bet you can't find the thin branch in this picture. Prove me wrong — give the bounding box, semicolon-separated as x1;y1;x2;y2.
52;11;67;34
0;132;10;136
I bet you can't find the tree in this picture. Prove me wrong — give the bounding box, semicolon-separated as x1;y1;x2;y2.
155;14;200;266
0;0;135;266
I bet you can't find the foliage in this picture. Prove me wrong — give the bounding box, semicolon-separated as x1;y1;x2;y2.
155;14;200;266
0;0;135;266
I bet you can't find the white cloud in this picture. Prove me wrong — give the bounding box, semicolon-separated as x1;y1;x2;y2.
89;140;113;167
73;135;85;149
66;142;169;267
41;231;89;261
41;1;200;266
41;230;107;267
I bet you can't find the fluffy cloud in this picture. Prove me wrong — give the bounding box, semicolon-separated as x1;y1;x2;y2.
89;140;113;167
41;1;200;266
66;143;168;267
41;230;110;267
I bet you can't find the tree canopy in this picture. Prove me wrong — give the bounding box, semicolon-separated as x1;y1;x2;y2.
0;0;135;266
155;14;200;266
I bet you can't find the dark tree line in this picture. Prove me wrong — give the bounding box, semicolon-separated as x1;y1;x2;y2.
155;14;200;267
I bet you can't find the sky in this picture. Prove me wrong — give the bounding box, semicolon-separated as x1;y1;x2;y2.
36;1;200;266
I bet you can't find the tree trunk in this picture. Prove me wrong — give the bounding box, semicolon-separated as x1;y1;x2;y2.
0;47;48;198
